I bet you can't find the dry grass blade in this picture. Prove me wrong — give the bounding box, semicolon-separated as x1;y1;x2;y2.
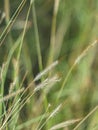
73;105;98;130
57;39;98;101
75;40;98;64
34;74;61;92
0;0;27;47
34;60;59;82
2;75;60;129
0;98;21;129
38;104;62;130
15;60;59;101
0;88;24;103
50;118;81;130
0;11;5;24
35;104;51;130
48;104;62;119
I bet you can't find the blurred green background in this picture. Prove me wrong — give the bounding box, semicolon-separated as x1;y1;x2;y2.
0;0;98;130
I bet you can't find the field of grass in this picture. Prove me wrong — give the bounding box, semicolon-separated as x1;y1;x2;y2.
0;0;98;130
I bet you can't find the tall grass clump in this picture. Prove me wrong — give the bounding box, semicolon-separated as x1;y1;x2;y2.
0;0;98;130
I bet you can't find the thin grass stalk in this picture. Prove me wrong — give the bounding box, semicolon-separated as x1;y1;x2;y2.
0;11;5;24
0;35;26;128
4;0;13;50
1;90;35;129
10;1;33;129
9;60;58;101
73;105;98;130
4;0;10;22
32;2;59;128
0;37;21;120
3;75;60;129
0;37;20;125
56;40;98;102
0;88;24;103
38;104;62;130
0;0;27;47
50;118;81;130
47;0;60;66
35;104;51;130
0;99;21;129
3;66;59;127
16;114;48;130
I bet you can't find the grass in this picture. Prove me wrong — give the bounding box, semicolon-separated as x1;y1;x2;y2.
0;0;98;130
